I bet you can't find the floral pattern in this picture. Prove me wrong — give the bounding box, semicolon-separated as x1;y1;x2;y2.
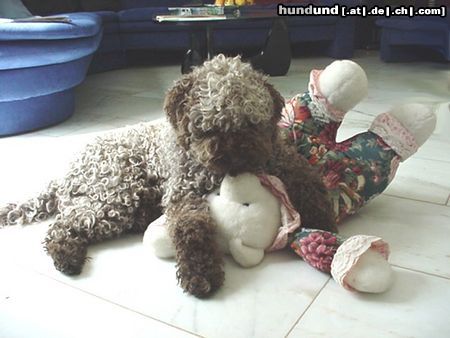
279;92;401;224
290;228;345;273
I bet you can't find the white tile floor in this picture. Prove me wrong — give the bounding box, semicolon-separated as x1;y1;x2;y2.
0;51;449;338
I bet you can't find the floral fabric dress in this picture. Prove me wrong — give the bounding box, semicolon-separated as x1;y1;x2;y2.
278;92;401;224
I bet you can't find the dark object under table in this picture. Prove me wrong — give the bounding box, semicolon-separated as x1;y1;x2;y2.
155;10;291;76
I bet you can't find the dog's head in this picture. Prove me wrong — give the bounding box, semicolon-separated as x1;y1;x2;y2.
164;55;284;175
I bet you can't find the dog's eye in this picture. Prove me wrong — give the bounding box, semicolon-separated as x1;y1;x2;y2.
243;203;250;207
216;192;220;196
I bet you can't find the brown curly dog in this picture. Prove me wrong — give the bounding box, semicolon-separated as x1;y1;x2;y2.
0;55;335;298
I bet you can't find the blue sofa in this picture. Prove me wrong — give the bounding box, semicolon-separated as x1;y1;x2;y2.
89;10;125;73
88;0;359;73
377;14;450;62
0;13;102;136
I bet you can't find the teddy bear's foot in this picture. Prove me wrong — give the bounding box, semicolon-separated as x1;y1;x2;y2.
344;248;393;293
331;235;392;293
309;60;368;121
229;238;265;268
370;103;437;161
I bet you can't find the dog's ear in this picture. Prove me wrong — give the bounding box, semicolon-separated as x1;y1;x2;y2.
164;73;195;128
265;82;285;122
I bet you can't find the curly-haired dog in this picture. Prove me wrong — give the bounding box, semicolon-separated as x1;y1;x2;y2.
0;55;335;298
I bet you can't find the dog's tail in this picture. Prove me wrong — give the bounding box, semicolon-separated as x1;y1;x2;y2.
0;181;59;227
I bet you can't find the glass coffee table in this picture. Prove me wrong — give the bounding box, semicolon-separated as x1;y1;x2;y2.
154;10;291;76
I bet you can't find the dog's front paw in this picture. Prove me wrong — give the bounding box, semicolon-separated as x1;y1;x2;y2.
178;268;224;298
44;235;88;275
171;220;225;297
175;251;225;298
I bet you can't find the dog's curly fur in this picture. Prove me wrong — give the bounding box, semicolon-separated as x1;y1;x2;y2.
0;55;335;298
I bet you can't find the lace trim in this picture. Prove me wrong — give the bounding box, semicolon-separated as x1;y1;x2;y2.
258;174;301;251
330;235;390;291
308;69;346;123
369;112;419;160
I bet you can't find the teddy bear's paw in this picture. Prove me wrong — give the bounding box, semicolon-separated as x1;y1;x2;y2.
331;235;392;293
344;248;394;293
229;238;265;268
370;104;436;160
388;104;436;148
310;60;368;115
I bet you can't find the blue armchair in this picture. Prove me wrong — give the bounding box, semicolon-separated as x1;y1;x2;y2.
0;13;102;136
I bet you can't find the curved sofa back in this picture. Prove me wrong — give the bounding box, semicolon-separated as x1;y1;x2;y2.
0;13;102;102
0;13;102;71
0;12;103;135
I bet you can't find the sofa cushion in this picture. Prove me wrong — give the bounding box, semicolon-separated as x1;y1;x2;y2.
377;16;450;31
95;11;120;32
0;12;101;70
22;0;80;16
0;13;102;71
0;13;101;41
94;11;121;51
0;0;32;19
80;0;121;12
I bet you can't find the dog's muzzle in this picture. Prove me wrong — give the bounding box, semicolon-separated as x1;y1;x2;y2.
201;133;273;176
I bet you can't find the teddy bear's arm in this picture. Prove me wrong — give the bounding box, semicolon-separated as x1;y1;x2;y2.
229;238;265;268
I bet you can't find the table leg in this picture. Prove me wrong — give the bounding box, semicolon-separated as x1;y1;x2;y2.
250;18;291;76
182;29;206;74
206;24;215;60
182;24;215;74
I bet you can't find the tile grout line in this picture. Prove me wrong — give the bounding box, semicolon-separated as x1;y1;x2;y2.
26;266;204;338
411;156;450;165
391;264;450;281
348;108;377;117
383;192;448;207
284;277;332;338
283;265;450;338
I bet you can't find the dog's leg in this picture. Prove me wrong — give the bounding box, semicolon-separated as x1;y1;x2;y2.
165;196;224;298
44;204;134;275
129;191;163;234
44;215;89;275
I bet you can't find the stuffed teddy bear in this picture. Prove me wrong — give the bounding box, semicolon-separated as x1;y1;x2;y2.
144;173;300;268
279;59;436;222
144;172;393;293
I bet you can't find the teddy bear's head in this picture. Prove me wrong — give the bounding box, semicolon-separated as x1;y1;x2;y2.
207;173;282;254
144;173;301;268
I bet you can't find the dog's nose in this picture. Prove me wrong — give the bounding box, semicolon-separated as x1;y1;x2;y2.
227;158;257;176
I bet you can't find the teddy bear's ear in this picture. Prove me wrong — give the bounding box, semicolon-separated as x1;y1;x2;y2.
264;82;285;123
163;72;195;128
